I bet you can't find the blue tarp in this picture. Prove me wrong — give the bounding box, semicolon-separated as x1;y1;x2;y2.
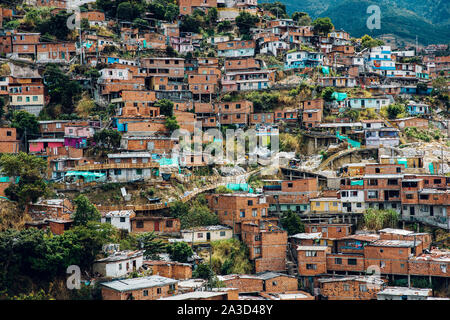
226;183;253;193
350;180;364;186
332;92;347;102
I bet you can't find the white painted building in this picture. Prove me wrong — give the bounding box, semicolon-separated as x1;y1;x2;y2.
93;250;144;278
101;210;136;232
181;225;233;243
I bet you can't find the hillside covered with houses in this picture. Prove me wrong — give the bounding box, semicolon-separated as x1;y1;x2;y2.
0;0;449;301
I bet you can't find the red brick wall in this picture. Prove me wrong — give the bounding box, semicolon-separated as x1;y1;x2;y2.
297;249;327;276
320;280;382;300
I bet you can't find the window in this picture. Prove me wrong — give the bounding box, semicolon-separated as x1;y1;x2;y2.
143;290;148;296
105;217;111;223
368;191;378;199
343;284;350;291
120;217;126;223
166;220;173;228
157;288;161;294
33;96;38;101
220;231;226;237
136;169;143;175
433;179;441;184
6;131;11;136
254;247;261;255
197;233;203;238
406;194;414;199
247;200;253;206
240;210;245;218
440;264;447;273
388;179;398;185
359;284;367;292
306;264;317;270
287;182;293;188
119;263;122;270
335;258;342;265
375;168;380;173
252;209;257;217
306;251;317;257
348;258;357;265
380;261;386;268
255;235;261;241
136;221;144;228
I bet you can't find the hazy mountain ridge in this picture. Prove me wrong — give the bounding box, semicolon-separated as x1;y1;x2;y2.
273;0;450;45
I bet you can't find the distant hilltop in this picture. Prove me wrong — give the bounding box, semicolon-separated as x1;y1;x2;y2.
270;0;450;45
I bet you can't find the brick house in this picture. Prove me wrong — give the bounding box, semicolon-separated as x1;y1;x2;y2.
101;275;178;300
264;178;319;214
0;127;20;153
305;223;353;239
220;272;298;294
318;276;386;300
297;245;328;276
131;216;180;235
205;193;269;236
144;261;192;280
242;222;288;273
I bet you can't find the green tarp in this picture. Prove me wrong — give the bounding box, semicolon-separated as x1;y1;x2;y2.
157;158;178;166
350;180;364;186
397;159;408;169
226;183;253;193
332;92;347;102
429;163;434;174
65;171;106;183
321;66;330;75
336;132;361;149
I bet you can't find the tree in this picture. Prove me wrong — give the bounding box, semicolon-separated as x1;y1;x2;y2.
180;15;200;33
363;208;399;230
292;12;311;26
117;2;140;21
180;205;219;229
205;7;218;27
167;242;193;263
72;195;101;226
155;99;174;116
235;11;259;36
280;210;305;235
386;103;405;119
38;11;72;41
431;76;448;96
75;94;96;118
165;46;177;57
260;2;287;18
217;20;231;33
43;64;82;116
361;35;384;49
193;263;214;280
416;82;428;93
312;17;334;35
136;232;167;259
165;116;180;133
170;201;190;217
10;111;39;139
0;152;49;206
321;87;335;102
93;129;121;150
